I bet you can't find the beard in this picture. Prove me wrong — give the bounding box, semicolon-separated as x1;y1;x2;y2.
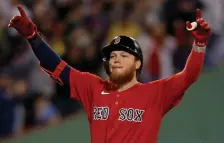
109;64;136;85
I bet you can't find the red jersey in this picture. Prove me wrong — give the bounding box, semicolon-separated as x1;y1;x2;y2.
69;50;204;143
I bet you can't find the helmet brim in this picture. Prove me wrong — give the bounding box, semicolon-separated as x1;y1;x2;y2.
102;44;139;60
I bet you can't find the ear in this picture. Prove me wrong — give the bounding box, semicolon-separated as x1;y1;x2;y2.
135;60;141;70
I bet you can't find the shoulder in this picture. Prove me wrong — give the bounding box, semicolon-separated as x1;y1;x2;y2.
134;81;161;91
70;68;105;86
140;79;166;91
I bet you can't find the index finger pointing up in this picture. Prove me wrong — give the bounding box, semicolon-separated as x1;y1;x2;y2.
196;9;202;20
17;5;27;17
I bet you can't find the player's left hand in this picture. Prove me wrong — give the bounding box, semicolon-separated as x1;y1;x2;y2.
186;9;211;47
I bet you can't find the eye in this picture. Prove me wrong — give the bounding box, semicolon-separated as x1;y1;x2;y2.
121;55;128;58
110;55;115;59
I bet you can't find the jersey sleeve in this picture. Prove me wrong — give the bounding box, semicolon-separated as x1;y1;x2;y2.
69;67;102;117
158;44;205;114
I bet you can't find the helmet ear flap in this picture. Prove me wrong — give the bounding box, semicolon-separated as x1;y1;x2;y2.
103;58;110;75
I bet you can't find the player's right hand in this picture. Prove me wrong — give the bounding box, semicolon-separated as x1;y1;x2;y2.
8;5;37;39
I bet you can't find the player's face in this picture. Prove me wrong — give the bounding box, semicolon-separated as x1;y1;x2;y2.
109;51;141;84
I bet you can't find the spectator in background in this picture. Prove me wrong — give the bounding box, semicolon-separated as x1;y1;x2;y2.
0;42;33;137
85;1;110;49
32;0;56;40
0;14;12;67
72;26;101;74
136;0;177;81
137;20;177;82
34;95;61;127
0;0;12;26
11;0;32;18
200;0;224;67
49;23;66;56
161;0;204;35
172;19;193;71
25;58;56;129
105;0;141;43
0;76;15;139
161;0;204;71
64;1;85;32
0;75;28;138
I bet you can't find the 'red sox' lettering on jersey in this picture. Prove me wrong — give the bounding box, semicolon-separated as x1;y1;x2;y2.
93;106;145;122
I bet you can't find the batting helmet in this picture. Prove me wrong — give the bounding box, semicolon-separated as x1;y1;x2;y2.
101;36;143;75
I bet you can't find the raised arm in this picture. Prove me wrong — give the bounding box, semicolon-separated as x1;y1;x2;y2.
8;5;103;113
8;5;70;85
8;6;70;85
159;9;211;114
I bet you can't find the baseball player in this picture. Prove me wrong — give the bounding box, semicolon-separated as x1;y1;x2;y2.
8;5;211;143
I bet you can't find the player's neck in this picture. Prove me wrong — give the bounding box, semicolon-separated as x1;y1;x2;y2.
116;78;138;92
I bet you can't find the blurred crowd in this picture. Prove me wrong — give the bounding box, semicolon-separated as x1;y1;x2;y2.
0;0;224;140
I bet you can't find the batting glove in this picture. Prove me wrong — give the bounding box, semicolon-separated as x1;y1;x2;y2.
8;5;37;39
186;9;211;47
